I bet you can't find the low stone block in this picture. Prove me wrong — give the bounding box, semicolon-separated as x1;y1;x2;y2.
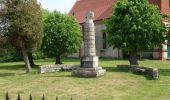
147;68;158;79
117;65;159;80
39;65;61;74
72;67;106;77
131;67;146;74
39;64;79;74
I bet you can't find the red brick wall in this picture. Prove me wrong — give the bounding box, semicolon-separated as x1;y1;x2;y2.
149;0;170;15
149;0;161;10
161;0;170;15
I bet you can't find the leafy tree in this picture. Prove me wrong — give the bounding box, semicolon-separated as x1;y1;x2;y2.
0;2;9;57
104;0;166;65
168;16;170;35
42;11;82;64
0;36;7;56
42;9;50;20
2;0;43;72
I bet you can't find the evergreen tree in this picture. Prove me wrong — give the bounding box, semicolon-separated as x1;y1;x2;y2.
2;0;43;72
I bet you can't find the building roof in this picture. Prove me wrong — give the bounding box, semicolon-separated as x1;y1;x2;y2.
69;0;170;24
69;0;116;24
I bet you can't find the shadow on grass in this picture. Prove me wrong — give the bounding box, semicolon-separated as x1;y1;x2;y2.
44;74;72;78
99;57;149;61
158;68;170;76
144;75;155;80
103;66;129;72
0;73;15;77
0;65;25;70
31;65;40;68
0;64;39;71
100;58;127;62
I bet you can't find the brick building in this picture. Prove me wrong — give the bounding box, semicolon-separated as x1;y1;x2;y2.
69;0;170;59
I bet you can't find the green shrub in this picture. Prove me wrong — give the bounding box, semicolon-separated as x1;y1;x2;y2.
32;51;46;60
1;51;23;62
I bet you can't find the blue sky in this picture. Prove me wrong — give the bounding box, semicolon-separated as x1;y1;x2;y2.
37;0;76;13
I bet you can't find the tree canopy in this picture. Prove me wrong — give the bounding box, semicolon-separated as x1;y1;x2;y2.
42;11;82;64
2;0;43;72
104;0;166;65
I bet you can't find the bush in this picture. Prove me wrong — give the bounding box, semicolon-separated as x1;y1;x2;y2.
1;51;23;62
32;51;46;60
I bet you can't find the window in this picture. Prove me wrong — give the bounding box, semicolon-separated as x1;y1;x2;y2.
103;33;107;49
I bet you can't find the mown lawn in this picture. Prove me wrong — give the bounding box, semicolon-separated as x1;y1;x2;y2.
0;58;170;100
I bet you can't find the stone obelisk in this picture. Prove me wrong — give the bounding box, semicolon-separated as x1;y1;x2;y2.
72;11;106;77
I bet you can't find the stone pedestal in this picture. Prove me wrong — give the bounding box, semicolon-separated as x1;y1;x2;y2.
72;11;106;77
72;67;106;77
81;56;98;68
73;56;106;77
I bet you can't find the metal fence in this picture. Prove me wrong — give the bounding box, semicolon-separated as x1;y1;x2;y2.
5;92;89;100
5;92;115;100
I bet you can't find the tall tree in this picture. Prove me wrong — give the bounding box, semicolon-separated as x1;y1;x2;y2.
42;9;50;20
27;9;50;66
104;0;166;65
42;11;82;64
0;1;8;57
28;52;35;66
0;35;8;56
2;0;43;72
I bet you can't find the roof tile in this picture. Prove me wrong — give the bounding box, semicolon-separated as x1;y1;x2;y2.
69;0;170;23
69;0;116;23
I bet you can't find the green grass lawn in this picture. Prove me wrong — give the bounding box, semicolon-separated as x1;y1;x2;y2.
0;58;170;100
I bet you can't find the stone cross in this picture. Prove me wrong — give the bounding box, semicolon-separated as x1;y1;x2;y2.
85;11;94;19
72;11;106;77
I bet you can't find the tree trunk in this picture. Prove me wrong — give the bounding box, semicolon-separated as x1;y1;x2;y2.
118;48;120;59
129;50;139;65
28;52;35;66
55;54;62;64
21;46;32;73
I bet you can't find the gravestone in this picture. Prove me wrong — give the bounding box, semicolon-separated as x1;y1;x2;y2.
72;11;106;77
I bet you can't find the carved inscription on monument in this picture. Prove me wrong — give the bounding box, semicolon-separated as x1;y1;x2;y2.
84;11;96;57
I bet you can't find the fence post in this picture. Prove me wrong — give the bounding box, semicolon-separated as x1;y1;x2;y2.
56;96;58;100
42;94;45;100
70;97;73;100
17;93;21;100
30;94;32;100
6;92;9;100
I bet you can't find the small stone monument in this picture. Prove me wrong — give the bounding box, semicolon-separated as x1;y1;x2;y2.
72;11;106;77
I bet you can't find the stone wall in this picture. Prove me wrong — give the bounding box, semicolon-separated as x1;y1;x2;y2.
117;65;159;79
39;64;79;74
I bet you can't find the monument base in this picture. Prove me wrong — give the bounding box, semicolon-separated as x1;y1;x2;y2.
72;67;106;77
